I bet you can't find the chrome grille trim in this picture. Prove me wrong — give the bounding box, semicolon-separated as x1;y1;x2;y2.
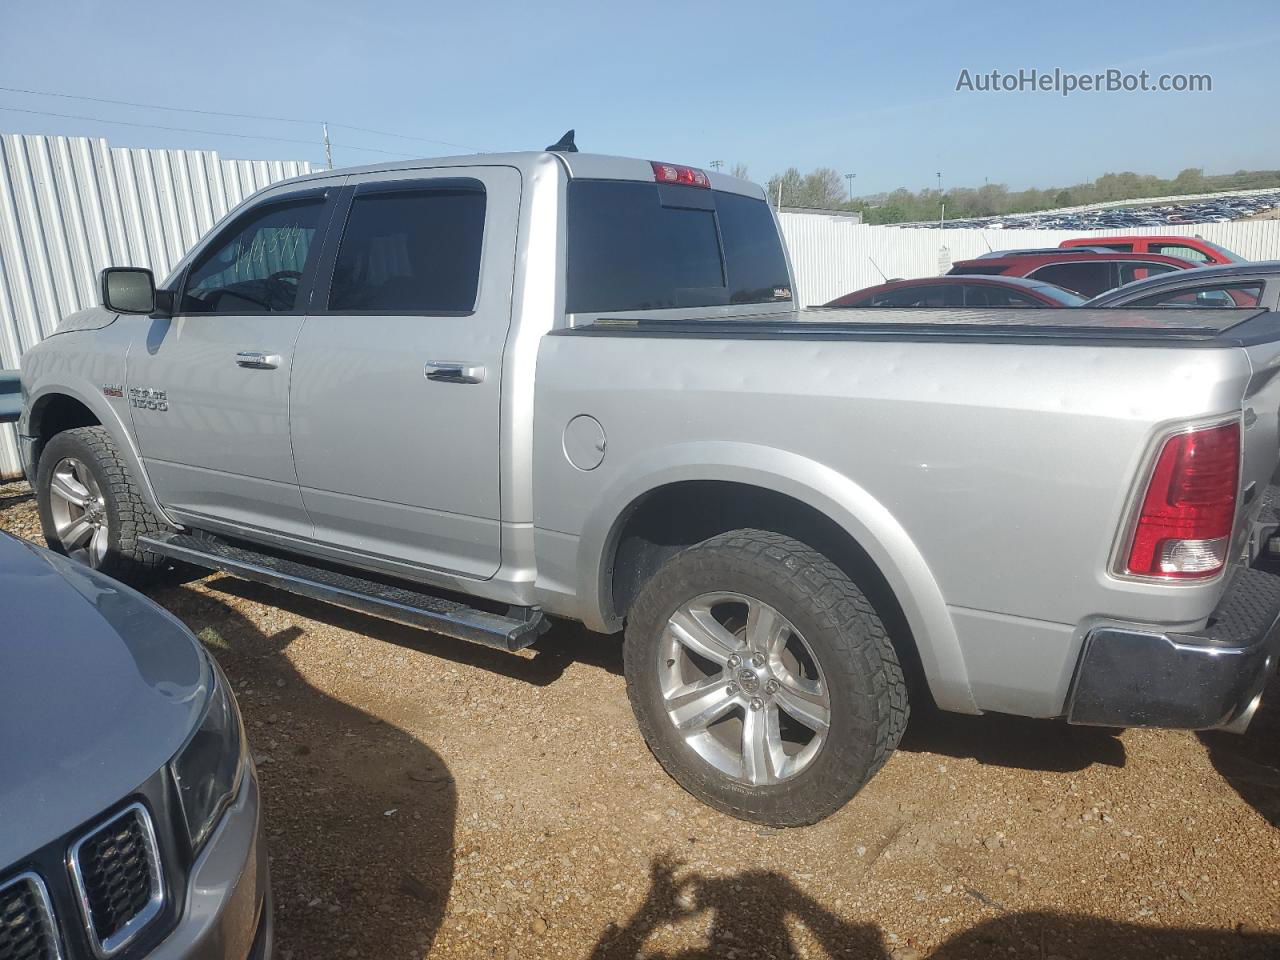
67;803;164;959
0;871;62;960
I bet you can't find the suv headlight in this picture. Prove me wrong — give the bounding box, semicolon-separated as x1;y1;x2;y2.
171;657;245;853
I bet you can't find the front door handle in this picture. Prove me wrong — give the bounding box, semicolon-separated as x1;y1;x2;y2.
236;352;282;370
425;361;486;384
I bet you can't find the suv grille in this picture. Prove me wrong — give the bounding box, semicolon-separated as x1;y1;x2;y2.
0;873;60;960
69;804;163;956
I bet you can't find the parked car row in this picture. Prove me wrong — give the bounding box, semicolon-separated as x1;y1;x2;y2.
929;190;1280;230
827;234;1276;309
829;261;1280;312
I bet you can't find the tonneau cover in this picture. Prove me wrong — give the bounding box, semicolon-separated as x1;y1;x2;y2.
567;307;1280;346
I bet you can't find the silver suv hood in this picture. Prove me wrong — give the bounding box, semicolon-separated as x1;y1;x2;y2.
0;534;210;866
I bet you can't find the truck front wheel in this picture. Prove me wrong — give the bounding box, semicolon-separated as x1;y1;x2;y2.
623;529;908;826
35;426;169;584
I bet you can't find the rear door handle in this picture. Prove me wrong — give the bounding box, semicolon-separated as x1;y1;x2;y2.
236;352;282;370
425;362;486;384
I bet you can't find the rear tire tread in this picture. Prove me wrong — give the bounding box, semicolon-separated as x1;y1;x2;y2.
625;528;908;826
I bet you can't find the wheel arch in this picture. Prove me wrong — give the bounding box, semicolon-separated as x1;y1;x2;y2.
576;444;978;714
23;383;175;528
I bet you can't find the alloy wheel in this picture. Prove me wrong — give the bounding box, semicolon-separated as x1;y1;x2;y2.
658;592;831;785
47;457;110;567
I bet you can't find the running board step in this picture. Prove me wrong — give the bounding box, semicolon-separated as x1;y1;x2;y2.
139;531;547;651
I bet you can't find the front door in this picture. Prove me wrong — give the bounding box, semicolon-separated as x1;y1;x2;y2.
127;184;339;538
289;167;520;579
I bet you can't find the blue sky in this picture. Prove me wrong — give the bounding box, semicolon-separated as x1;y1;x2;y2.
2;0;1278;195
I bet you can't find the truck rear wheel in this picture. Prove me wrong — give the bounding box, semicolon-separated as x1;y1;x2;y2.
623;529;908;826
35;426;169;584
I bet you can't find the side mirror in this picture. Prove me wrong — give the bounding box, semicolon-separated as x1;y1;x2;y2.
101;267;157;315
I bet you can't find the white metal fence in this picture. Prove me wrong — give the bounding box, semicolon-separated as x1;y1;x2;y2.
3;132;1280;480
0;133;313;478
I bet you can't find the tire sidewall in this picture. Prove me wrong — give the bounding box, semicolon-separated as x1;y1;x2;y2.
36;430;128;574
625;538;887;826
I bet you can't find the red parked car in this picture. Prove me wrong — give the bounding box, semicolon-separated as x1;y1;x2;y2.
947;250;1198;298
1059;235;1242;266
825;274;1085;308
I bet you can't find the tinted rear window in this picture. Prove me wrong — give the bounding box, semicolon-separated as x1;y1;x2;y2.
566;181;791;313
328;183;485;313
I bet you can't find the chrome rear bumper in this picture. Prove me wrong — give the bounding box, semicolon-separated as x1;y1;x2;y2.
1068;566;1280;732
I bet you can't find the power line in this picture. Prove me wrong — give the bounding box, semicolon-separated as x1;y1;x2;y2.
0;83;480;151
0;104;418;158
0;83;320;125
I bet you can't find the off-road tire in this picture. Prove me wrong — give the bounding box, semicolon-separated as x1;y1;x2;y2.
624;528;908;826
35;426;169;584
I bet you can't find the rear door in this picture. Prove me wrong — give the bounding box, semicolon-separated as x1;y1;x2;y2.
127;183;340;537
288;167;521;579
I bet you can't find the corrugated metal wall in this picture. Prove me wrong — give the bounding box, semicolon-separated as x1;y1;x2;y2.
780;214;1280;305
3;134;1279;480
0;134;313;478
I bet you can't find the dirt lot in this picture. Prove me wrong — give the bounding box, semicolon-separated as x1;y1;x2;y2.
3;480;1279;959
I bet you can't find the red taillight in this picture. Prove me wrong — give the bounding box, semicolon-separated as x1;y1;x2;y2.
650;161;711;188
1125;421;1240;579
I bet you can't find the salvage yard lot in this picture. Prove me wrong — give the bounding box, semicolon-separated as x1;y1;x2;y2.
3;482;1278;959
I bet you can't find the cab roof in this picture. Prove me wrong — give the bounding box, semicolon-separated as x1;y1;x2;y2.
274;151;768;201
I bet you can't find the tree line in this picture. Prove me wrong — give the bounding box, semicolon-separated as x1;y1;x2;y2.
746;166;1280;224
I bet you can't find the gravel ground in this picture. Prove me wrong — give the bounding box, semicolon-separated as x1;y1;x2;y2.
4;480;1279;959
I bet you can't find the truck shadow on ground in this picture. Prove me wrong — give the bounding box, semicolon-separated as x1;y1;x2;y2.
1199;672;1280;828
591;856;1279;959
205;575;1121;776
897;702;1126;774
202;576;625;685
152;580;457;960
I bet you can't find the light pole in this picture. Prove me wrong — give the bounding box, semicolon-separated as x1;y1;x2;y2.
710;160;724;171
936;171;942;194
844;172;856;203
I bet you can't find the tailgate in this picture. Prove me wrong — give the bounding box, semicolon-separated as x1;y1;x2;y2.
1239;336;1280;561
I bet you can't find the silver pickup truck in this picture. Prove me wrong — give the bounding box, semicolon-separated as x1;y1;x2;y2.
18;145;1280;826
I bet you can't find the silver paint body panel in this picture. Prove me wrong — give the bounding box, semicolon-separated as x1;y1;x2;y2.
20;150;1280;720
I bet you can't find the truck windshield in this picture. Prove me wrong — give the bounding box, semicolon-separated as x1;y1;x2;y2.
566;180;792;313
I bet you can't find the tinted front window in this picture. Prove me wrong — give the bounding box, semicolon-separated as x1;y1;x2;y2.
870;285;962;307
962;285;1040;307
1128;283;1263;308
567;181;791;313
329;184;485;313
182;198;325;313
1027;262;1114;297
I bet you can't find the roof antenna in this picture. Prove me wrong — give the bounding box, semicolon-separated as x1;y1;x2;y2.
546;129;578;153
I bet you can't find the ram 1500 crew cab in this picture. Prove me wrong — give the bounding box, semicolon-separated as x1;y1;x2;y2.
18;149;1280;825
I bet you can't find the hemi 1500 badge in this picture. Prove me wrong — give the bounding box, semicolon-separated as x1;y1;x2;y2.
128;386;168;411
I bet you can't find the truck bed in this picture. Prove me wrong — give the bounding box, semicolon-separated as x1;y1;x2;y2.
563;307;1280;347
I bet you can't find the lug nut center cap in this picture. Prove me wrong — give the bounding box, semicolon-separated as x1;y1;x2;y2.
737;669;761;694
